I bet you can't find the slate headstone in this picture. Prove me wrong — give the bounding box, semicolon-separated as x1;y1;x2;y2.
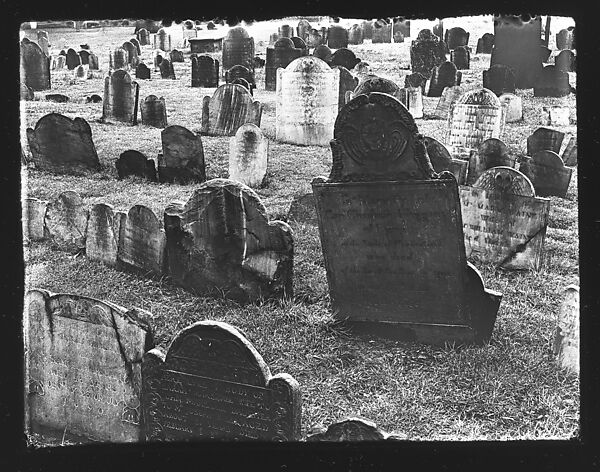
158;125;206;184
287;193;317;225
427;61;461;97
279;24;293;38
20;41;51;91
482;64;516;96
222;26;255;75
88;53;99;70
290;36;308;55
191;54;219;87
66;48;81;70
540;45;552;63
361;20;374;40
38;37;50;57
45;93;69;103
335;66;359;110
552;286;579;374
86;203;124;266
154;28;171;51
122;41;139;67
307;28;324;48
527;127;564;156
135;62;151;79
74;65;87;79
102;70;139;124
476;33;494;54
445;27;470;50
231;77;252;95
79;49;90;65
116;150;157;182
450;46;470;70
313;44;332;64
555;50;576;72
372;20;392;43
130;38;141;55
201;84;263;136
348;24;364;45
422;135;468;184
297;19;312;41
229;123;268;188
556;29;574;50
518;150;573;198
141;95;168;128
403;72;428;93
169;49;184;62
159;58;176;79
533;65;571;97
53;55;66;70
347;75;402;103
225;64;256;91
499;93;523;122
327;25;349;49
466;138;517;185
44;191;89;247
138;28;150;46
329;48;360;70
86;94;102;103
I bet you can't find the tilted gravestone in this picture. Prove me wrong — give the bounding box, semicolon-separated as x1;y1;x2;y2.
24;289;154;443
422;136;468;184
26;113;101;174
157;125;206;184
552;286;579;374
169;49;184;63
348;24;364;45
276;56;339;146
335;66;359;110
116;150;157;182
460;167;550;270
141;320;301;441
159;58;176;79
66;47;81;70
44;191;89;248
398;87;424;119
556;28;574;50
20;41;51;91
476;33;494;54
222;26;255;76
141;95;168;128
137;28;150;46
110;48;129;70
466;138;517;185
450;46;470;70
410;29;447;78
427;61;462;97
163;179;294;302
122;41;139;67
265;38;303;91
518;150;573;198
313;44;332;64
307;417;403;441
527;127;565;156
555;50;576;73
201;84;263;137
225;64;256;91
154;28;171;51
329;48;360;70
88;53;99;70
23;198;48;241
483;64;516;96
102;70;139;124
372;20;392;44
191;55;219;88
327;25;349;49
561;136;577;166
499;93;522;122
86;203;124;266
135;62;151;79
432;85;466;120
229;123;268;188
311;92;502;344
445;27;470;50
533;65;571;97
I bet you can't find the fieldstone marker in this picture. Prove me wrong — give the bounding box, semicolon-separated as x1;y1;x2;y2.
348;24;364;45
327;25;349;49
307;418;402;441
398;87;424;119
135;62;151;79
225;64;256;91
276;56;339;146
66;48;81;70
23;198;48;241
287;193;317;225
541;106;570;127
329;48;360;70
427;61;461;97
527;127;565;156
157;125;206;184
555;50;576;72
141;95;168;128
20;40;51;91
519;150;573;198
450;46;470;70
533;65;571;97
201;84;263;136
445;27;470;50
44;191;89;247
116;150;157;181
122;41;139;67
265;38;303;91
154;28;171;51
102;70;139;124
110;48;128;70
312;92;502;344
466;138;517;185
86;203;124;266
432;85;466;120
552;286;579;374
159;58;176;79
222;26;255;75
499;93;522;122
476;33;494;54
483;64;516;96
163;179;294;302
141;320;301;441
410;29;447;77
556;29;574;50
24;289;154;442
561;136;577;166
229;124;268;187
191;55;219;88
26;113;101;174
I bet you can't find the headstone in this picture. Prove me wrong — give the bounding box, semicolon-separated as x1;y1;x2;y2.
54;55;66;70
37;30;49;42
348;24;364;45
518;150;573;198
20;41;51;91
231;78;252;95
141;320;301;440
313;44;332;64
229;123;268;188
102;70;139;124
157;125;206;184
163;179;294;302
476;33;494;54
335;66;359;110
327;25;348;49
297;19;312;41
460;167;550;270
38;37;50;56
561;136;577;166
307;417;402;441
432;20;443;40
403;72;428;93
427;61;461;97
20;82;34;100
466;138;517;185
122;41;139;67
372;20;392;43
361;20;374;40
279;24;293;38
329;48;360;70
432;85;466;120
169;49;184;62
287;193;317;225
141;95;168;128
533;65;571;97
398;87;424;119
26;113;101;174
159;58;176;79
289;36;307;54
307;28;324;48
555;50;576;72
44;191;89;247
66;48;81;70
110;48;129;70
354;61;372;78
422;136;468;184
222;26;255;75
540;45;552;63
225;64;256;91
116;150;157;181
556;29;574;50
498;93;522;122
23;198;48;241
312;92;501;344
541;106;570;127
393;17;411;39
45;93;69;103
24;289;153;442
74;64;86;79
482;64;516;96
410;29;447;78
130;38;141;55
349;75;402;102
88;53;99;70
276;56;339;146
552;286;579;374
135;62;151;79
450;46;470;70
445;27;470;50
154;28;171;51
79;49;90;65
191;54;219;87
527;127;564;156
86;203;125;266
86;94;102;103
201;84;263;136
138;28;150;46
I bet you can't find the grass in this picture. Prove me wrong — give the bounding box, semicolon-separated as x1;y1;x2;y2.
21;16;579;442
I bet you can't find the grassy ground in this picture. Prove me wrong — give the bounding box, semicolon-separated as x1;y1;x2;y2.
21;16;579;442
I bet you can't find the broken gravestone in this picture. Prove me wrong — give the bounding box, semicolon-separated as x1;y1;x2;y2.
307;417;404;441
157;125;206;184
527;127;565;156
422;136;468;185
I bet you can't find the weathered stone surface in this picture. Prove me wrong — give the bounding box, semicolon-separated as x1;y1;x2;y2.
533;65;571;97
307;417;403;441
24;289;153;442
229;124;268;188
110;48;128;70
79;49;90;65
329;48;360;70
348;24;364;45
541;106;570;127
116;150;157;182
445;27;470;50
450;46;470;70
432;20;443;40
372;20;392;43
335;66;359;110
398;87;424;119
361;20;374;40
483;64;516;96
141;95;168;128
307;28;324;48
225;64;256;91
403;72;428;93
297;19;312;41
476;33;494;54
427;61;461;97
555;50;576;72
137;28;150;46
423;136;468;184
467;138;517;185
20;41;51;91
74;65;87;79
141;320;301;441
278;24;293;38
122;41;139;67
117;204;166;274
201;84;262;136
287;193;317;225
163;179;294;302
189;35;224;54
265;38;303;91
313;44;332;64
26;113;101;174
44;191;89;247
45;93;69;103
540;45;552;63
169;49;184;63
499;93;522;122
519;150;573;198
432;85;466;120
129;38;141;55
158;125;206;184
393;17;411;39
561;136;577;166
135;62;151;79
556;28;574;50
552;286;579;374
191;55;219;88
102;70;139;124
154;28;171;51
230;77;252;95
88;53;99;70
159;58;176;79
86;203;124;265
222;26;255;75
23;198;48;241
53;55;66;70
327;25;349;49
276;57;339;146
66;48;81;70
289;36;308;54
348;75;402;103
410;30;447;78
527;127;565;156
20;82;34;100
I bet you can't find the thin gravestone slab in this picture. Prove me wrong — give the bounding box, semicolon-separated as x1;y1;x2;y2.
499;93;522;122
116;150;157;182
191;55;219;88
102;70;139;124
527;127;565;156
141;95;168;128
561;136;577;166
398;87;423;119
552;285;579;375
24;198;48;241
201;84;262;137
466;138;517;185
265;38;303;92
44;191;89;248
228;124;268;188
135;63;151;80
86;203;123;266
519;150;573;198
20;41;51;91
158;125;206;184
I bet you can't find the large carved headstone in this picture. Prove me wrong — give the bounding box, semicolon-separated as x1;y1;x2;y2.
66;48;81;70
191;55;219;88
86;203;124;266
201;84;262;136
427;61;461;97
265;38;303;91
527;127;565;156
26;113;101;174
276;56;339;146
552;286;579;374
116;149;157;182
222;26;255;76
163;179;294;302
445;27;470;50
141;95;168;128
20;40;51;91
229;123;268;188
44;191;89;248
311;92;502;344
157;125;206;184
24;289;154;442
518;150;573;198
533;65;571;97
466;138;517;185
141;320;301;441
102;70;139;124
410;29;447;78
327;25;349;49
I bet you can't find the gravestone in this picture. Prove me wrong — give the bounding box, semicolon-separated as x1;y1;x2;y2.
552;286;579;374
466;138;517;185
117;204;166;274
518;150;573;198
141;95;168;128
74;65;86;79
398;87;424;119
53;55;66;70
307;417;402;441
20;41;51;91
86;94;102;103
404;72;428;93
329;48;360;70
556;29;574;50
432;20;443;40
141;320;301;440
163;179;294;302
222;26;255;75
276;56;339;146
201;84;263;136
116;150;157;181
348;24;364;45
427;61;461;97
102;70;139;124
561;136;577;166
372;20;391;43
37;36;49;57
110;48;129;70
20;82;34;100
354;61;372;78
297;19;312;41
393;17;411;39
122;41;139;67
130;38;141;55
279;24;293;38
159;58;176;79
191;55;219;87
540;45;552;63
450;46;470;70
229;123;268;188
307;28;324;48
225;64;256;91
313;44;332;64
138;28;150;46
135;62;151;79
45;93;70;103
66;48;81;70
347;75;402;103
483;64;516;96
460;167;550;270
410;29;447;78
88;53;99;70
154;28;171;51
158;125;206;184
23;198;48;241
44;191;89;247
79;49;90;65
555;50;576;72
26;113;101;174
533;65;571;97
361;20;374;40
327;25;349;49
499;93;522;122
527;127;564;156
290;36;308;55
422;136;468;184
287;193;317;225
432;85;466;120
476;33;494;54
24;289;153;442
267;39;305;92
541;106;570;127
490;15;542;88
86;203;124;266
445;27;470;50
231;78;252;95
335;66;359;110
312;92;501;344
169;49;184;62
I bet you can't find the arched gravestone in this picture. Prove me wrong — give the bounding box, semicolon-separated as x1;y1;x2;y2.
311;92;502;345
329;48;360;70
231;77;252;96
141;95;168;128
163;179;294;302
556;29;574;50
499;93;522;122
460;167;550;270
335;66;359;110
191;55;219;87
130;38;141;55
483;64;516;96
327;25;349;49
116;150;157;182
20;82;34;100
476;33;494;54
393;17;411;39
158;125;206;184
427;61;461;97
432;20;443;40
229;123;268;188
66;48;81;70
450;46;470;70
361;20;374;40
348;24;363;45
290;36;308;55
432;85;466;120
222;26;255;76
201;84;262;136
410;29;447;78
86;203;123;266
297;19;312;41
26;113;101;174
110;47;129;70
88;53;99;70
137;28;150;46
102;70;139;124
206;21;216;30
122;41;139;67
45;93;70;103
561;136;577;166
159;58;176;79
552;286;579;374
313;44;332;64
555;50;576;72
79;49;90;65
372;20;392;43
398;87;424;119
307;417;403;441
278;24;293;38
135;62;151;79
466;138;517;185
117;204;166;275
347;75;404;104
490;15;542;89
44;191;89;247
447;88;503;153
265;38;303;91
141;320;301;441
24;289;154;443
20;41;51;91
169;49;184;63
518;150;573;198
422;136;468;184
534;65;571;97
404;72;428;93
445;27;470;50
225;64;256;91
527;127;565;156
354;61;372;78
307;28;324;48
276;56;340;146
154;28;171;51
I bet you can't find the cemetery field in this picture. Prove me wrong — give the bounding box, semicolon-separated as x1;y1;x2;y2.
21;16;579;441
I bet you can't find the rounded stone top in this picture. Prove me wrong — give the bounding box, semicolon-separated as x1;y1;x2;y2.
313;44;332;61
456;88;500;107
416;29;435;41
328;24;346;32
274;37;295;49
225;26;250;40
286;55;332;73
